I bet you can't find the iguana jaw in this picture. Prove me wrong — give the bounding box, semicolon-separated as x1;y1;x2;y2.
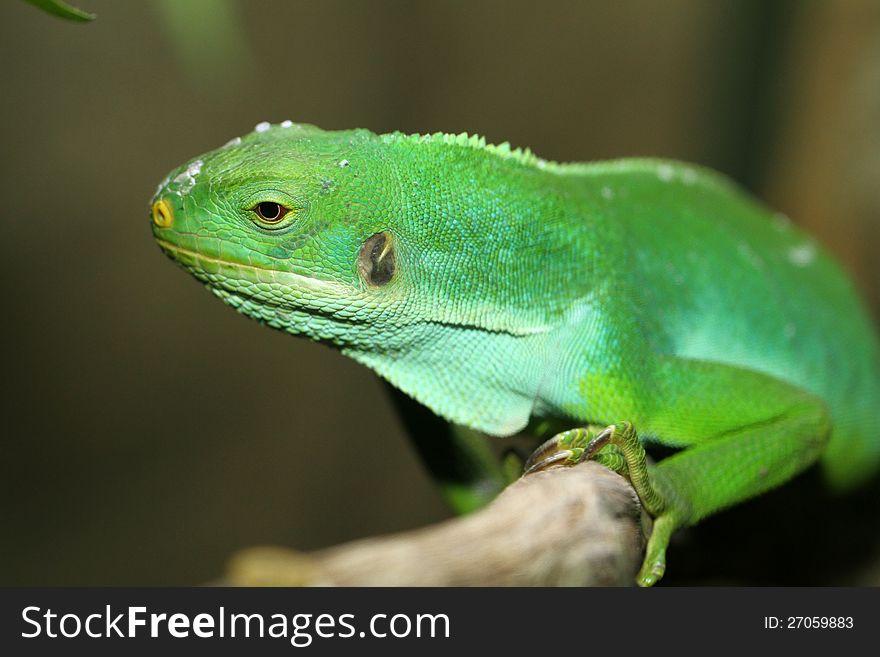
155;239;348;296
153;238;368;324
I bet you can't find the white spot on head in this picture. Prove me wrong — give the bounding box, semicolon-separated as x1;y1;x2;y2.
657;164;675;182
280;120;293;128
601;186;614;200
772;212;792;232
186;159;203;177
788;243;816;267
337;159;350;168
223;136;241;148
254;121;271;133
169;159;203;197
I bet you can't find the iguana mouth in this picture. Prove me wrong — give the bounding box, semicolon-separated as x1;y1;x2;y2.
154;239;348;296
155;239;378;332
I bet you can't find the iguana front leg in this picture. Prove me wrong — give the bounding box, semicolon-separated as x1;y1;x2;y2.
525;422;675;585
524;357;831;586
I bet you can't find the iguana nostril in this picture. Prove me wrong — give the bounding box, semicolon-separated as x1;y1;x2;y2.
152;199;173;228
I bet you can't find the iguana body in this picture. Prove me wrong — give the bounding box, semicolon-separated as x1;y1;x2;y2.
151;122;880;585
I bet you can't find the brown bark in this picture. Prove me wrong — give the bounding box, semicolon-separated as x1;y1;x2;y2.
225;462;645;587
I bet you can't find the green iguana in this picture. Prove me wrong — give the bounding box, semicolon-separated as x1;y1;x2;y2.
151;122;880;586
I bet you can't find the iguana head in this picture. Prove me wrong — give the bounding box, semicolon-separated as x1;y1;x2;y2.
151;122;415;348
150;121;564;433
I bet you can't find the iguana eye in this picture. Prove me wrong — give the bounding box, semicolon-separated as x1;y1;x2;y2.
252;201;290;224
358;232;396;287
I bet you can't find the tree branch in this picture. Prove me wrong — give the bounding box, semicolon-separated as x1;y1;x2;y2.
225;462;646;586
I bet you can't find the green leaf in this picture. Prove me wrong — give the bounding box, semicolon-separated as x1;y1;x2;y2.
22;0;95;22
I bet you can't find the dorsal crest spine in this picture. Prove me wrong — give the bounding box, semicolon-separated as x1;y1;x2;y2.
382;130;553;170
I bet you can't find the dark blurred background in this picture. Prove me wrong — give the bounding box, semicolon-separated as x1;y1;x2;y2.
1;0;878;585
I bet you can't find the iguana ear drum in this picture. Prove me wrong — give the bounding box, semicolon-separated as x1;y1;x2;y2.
358;232;396;287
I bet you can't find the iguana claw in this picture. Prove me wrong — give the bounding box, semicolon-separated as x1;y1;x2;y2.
523;426;598;474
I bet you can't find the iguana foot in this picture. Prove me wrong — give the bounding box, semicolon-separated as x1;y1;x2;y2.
523;421;681;587
524;424;628;477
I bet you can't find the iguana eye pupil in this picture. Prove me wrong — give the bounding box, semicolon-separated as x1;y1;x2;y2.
358;232;396;287
254;201;287;223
